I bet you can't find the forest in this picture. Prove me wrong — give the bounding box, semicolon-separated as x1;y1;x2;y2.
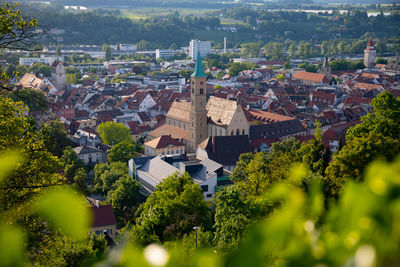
15;3;400;50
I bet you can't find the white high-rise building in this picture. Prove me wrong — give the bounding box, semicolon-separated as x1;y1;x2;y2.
189;40;211;59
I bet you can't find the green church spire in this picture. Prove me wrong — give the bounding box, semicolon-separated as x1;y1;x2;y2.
191;51;207;78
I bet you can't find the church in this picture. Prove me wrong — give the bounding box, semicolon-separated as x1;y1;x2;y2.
147;53;249;153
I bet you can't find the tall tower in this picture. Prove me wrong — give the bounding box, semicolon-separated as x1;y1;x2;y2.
364;38;376;69
189;52;208;152
51;61;66;90
224;37;227;54
319;56;331;77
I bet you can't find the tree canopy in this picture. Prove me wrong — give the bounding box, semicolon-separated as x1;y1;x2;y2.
97;121;132;145
131;172;212;246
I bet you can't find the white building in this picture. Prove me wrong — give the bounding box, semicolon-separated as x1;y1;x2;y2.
189;40;211;59
119;44;137;51
156;49;175;59
19;55;64;66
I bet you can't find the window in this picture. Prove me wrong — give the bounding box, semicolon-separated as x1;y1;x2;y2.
95;230;101;235
200;88;204;94
200;81;203;85
231;130;234;136
242;129;245;135
108;229;113;234
192;88;194;93
201;185;208;192
207;193;212;198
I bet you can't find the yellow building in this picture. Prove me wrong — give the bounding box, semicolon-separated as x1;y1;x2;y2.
144;135;185;156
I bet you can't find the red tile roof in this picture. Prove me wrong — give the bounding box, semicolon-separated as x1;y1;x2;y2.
144;135;184;149
293;71;328;83
89;204;116;227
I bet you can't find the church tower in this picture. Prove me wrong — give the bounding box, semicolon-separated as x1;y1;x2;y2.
319;56;331;77
364;38;376;69
189;52;208;152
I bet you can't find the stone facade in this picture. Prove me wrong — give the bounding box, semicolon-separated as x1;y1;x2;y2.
364;38;376;69
51;61;66;90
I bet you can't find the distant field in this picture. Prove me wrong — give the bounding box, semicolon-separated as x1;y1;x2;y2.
121;7;218;20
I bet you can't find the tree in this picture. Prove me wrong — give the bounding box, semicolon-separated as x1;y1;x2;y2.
102;45;113;61
15;64;28;75
132;172;212;246
41;120;71;157
375;58;388;64
137;40;148;51
108;141;136;163
60;147;89;194
8;88;48;112
93;161;128;194
213;185;251;253
0;3;38;51
325;92;400;197
28;63;51;77
240;43;261;58
97;121;132;146
107;175;142;227
0;97;64;210
264;42;284;60
56;46;61;56
283;62;291;69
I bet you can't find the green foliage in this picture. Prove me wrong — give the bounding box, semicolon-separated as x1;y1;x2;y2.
0;97;63;210
93;161;128;194
132;172;212;246
41;120;71;157
66;73;78;84
213;185;251;253
107;175;142;228
330;59;365;71
240;43;261;58
375;57;388;64
325;92;400;197
34;188;91;240
264;42;284;60
109;141;137;163
60;147;89;194
228;62;258;77
8;88;48;112
0;3;37;50
97;121;132;145
28;62;51;77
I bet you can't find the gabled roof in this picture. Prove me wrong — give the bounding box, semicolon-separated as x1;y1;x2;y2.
198;135;251;166
244;108;294;124
89;204;116;227
206;96;239;126
354;82;383;91
74;145;102;155
148;124;190;140
144;135;184;149
293;71;328;83
166;100;190;122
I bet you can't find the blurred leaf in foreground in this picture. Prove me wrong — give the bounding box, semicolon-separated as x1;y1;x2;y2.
34;188;92;240
0;224;25;267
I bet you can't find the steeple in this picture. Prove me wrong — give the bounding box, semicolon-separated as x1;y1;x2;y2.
191;51;207;78
189;51;208;152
